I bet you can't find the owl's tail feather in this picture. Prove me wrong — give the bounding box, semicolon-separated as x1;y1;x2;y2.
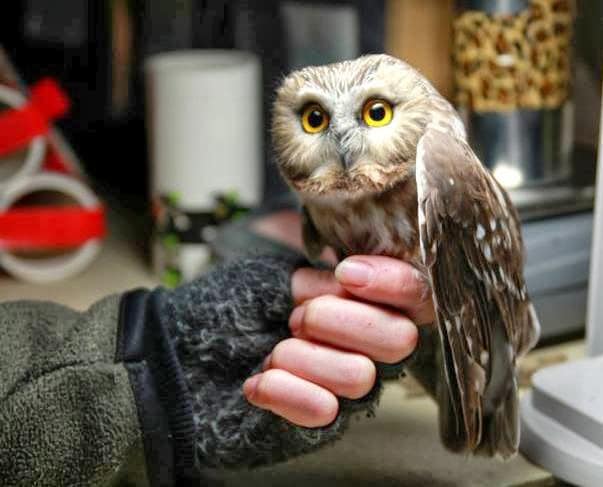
476;380;519;459
437;362;470;454
409;327;519;458
435;371;519;458
435;367;520;458
406;328;471;453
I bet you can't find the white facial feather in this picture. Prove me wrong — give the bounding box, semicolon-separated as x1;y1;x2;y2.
271;54;460;199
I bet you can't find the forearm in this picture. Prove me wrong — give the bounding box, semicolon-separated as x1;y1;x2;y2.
0;253;398;486
0;295;148;487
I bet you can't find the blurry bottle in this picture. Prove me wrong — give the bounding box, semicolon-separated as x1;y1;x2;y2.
453;0;574;189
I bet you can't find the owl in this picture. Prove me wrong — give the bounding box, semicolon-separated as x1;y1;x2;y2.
271;54;540;458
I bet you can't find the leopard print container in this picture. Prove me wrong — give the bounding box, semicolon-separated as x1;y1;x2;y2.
453;0;574;189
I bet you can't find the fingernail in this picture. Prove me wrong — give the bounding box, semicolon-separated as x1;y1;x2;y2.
243;374;261;401
335;259;373;286
262;353;273;371
289;304;306;336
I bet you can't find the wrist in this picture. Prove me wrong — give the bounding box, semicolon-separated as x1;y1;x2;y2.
116;289;198;484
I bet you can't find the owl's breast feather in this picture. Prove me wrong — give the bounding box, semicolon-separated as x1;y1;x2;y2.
306;179;421;265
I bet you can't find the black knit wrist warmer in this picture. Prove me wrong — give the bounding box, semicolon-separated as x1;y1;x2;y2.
160;254;385;471
117;289;198;486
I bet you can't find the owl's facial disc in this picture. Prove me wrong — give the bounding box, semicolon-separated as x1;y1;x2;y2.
272;54;434;201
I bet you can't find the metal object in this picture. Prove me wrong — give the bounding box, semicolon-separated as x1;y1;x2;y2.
454;0;574;189
466;107;573;188
460;0;528;14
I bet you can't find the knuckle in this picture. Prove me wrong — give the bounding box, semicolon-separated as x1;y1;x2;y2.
254;369;281;402
270;339;297;368
414;272;433;305
310;294;336;309
405;323;420;353
396;266;423;299
382;319;419;363
324;401;340;425
311;393;339;426
304;295;336;330
340;356;376;399
291;268;315;302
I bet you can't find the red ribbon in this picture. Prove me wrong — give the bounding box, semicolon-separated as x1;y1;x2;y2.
0;78;70;157
43;146;71;174
0;79;105;250
0;206;106;250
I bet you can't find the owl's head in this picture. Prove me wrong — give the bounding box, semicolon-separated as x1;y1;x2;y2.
272;54;437;202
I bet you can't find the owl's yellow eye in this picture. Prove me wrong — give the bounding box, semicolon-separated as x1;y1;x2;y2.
362;99;393;127
301;104;329;134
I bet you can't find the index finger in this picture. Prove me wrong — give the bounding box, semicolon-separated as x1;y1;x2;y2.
334;256;435;325
291;267;351;305
291;257;435;325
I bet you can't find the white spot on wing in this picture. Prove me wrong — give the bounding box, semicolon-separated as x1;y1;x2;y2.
476;224;486;240
452;116;467;140
418;202;425;226
449;178;455;186
416;134;430;267
489;173;511;216
506;344;515;363
415;136;428;199
527;303;541;351
419;224;427;262
480;350;489;365
483;243;492;261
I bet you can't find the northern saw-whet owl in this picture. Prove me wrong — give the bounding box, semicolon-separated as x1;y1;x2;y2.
272;54;540;458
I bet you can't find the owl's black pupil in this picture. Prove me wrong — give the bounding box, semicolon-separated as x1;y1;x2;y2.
369;103;386;121
308;110;324;128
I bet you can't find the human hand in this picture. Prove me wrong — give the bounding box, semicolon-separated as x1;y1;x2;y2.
164;254;434;468
244;255;435;427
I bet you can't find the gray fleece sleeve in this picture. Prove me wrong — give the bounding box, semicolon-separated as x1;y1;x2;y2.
0;297;147;487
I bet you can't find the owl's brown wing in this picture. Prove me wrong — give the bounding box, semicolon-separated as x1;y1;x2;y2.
415;126;540;458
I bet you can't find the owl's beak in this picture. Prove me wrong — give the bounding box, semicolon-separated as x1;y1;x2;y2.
333;131;356;170
340;151;355;170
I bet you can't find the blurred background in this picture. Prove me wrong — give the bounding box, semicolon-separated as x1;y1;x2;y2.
0;0;600;328
0;1;601;485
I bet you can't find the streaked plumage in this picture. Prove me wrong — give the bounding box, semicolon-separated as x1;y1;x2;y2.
272;54;540;458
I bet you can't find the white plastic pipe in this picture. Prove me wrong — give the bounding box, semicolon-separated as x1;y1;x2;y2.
0;172;102;283
0;85;46;190
586;98;603;356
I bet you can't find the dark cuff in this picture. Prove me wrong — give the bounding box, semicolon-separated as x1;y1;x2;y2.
375;359;408;380
116;289;198;487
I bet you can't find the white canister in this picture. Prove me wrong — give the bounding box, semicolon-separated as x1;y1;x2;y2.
145;50;262;284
